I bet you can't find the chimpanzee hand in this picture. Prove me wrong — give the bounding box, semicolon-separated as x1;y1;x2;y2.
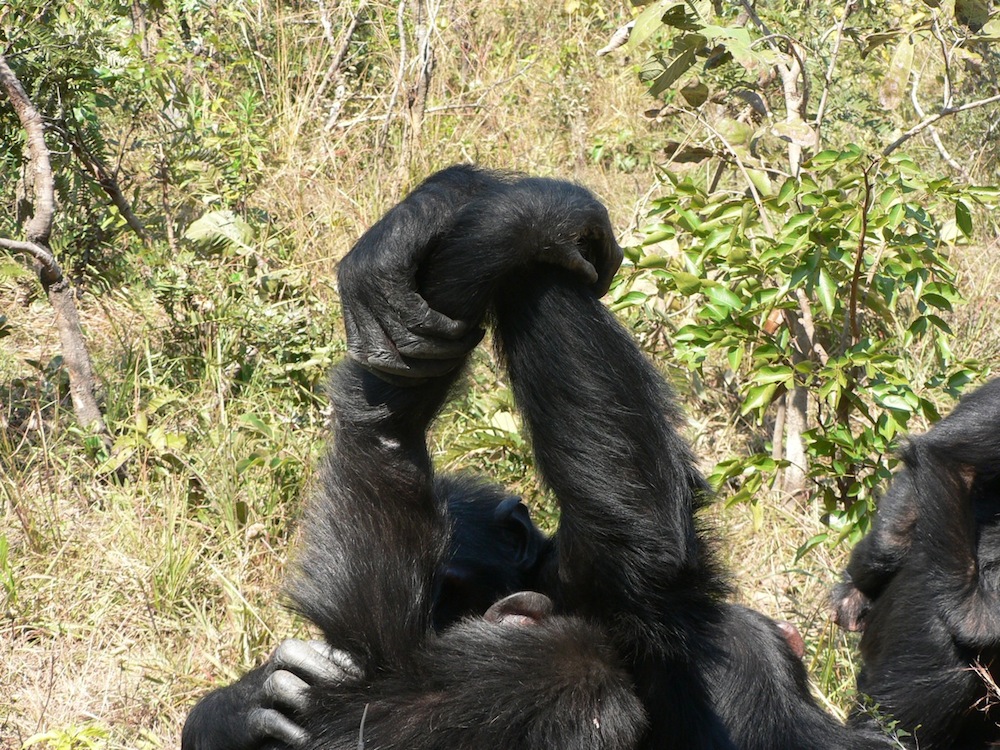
339;167;623;383
338;165;502;382
182;639;361;750
830;579;872;632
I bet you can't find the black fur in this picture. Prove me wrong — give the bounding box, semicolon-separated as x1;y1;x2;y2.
185;167;891;750
835;379;1000;748
286;170;890;749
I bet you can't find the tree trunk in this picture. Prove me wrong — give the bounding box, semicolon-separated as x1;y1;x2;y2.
0;53;110;443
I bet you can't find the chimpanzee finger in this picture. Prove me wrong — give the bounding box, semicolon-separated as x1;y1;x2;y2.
310;642;363;681
272;638;360;686
343;307;411;375
593;238;624;297
538;245;598;287
263;669;310;712
403;295;473;341
366;353;467;381
393;326;485;361
247;706;309;748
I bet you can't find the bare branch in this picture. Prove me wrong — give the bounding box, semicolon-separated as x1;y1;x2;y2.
0;236;56;266
317;0;369;107
848;158;877;344
909;70;969;179
376;0;408;155
931;14;953;109
0;52;111;441
54;120;152;247
815;0;856;147
883;93;1000;156
0;53;53;246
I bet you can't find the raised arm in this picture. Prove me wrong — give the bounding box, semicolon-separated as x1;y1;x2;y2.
490;267;716;654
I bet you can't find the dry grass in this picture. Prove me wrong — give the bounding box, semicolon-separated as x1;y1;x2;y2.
2;2;999;748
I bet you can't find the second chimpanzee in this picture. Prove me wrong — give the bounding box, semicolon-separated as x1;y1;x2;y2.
186;166;892;749
832;379;1000;748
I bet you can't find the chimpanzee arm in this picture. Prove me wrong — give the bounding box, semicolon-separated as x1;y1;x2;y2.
490;266;716;654
287;176;647;749
288;360;458;674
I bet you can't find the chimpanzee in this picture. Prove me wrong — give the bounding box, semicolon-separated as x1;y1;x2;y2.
831;379;1000;748
182;476;553;749
184;165;891;749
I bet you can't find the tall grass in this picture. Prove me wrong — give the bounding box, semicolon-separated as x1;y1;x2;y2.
1;2;996;748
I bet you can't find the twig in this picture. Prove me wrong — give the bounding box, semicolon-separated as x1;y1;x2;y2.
882;93;1000;156
930;14;953;109
317;0;368;108
848;158;878;343
0;236;56;266
690;111;775;236
909;70;968;179
376;0;408;155
815;0;856;146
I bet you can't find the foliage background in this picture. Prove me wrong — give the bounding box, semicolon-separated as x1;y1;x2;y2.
1;1;999;747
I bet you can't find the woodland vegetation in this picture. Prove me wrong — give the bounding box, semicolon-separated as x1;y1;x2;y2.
2;1;999;747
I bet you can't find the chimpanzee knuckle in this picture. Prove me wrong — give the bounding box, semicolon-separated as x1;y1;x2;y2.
323;646;363;680
264;669;310;709
395;336;468;359
248;706;309;747
414;307;469;340
271;638;304;666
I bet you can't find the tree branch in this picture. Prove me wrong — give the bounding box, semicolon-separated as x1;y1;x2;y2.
815;0;856;147
882;93;1000;156
909;71;969;179
0;53;54;246
0;236;56;266
0;52;111;442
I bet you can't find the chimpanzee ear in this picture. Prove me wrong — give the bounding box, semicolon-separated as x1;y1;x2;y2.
494;496;541;568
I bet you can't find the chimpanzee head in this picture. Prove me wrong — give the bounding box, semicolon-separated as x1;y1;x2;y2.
431;475;553;630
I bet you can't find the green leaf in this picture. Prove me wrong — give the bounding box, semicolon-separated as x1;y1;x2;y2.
680;78;709;107
672;271;703;295
956;199;973;237
610;290;650;310
728;346;744;372
648;37;702;97
741;382;779;414
661;2;703;30
752;365;794;386
747;169;774;197
704;283;742;310
185;210;255;252
794;533;829;562
956;0;990;31
816;267;837;317
860;30;904;58
771;119;817;149
776;178;797;208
